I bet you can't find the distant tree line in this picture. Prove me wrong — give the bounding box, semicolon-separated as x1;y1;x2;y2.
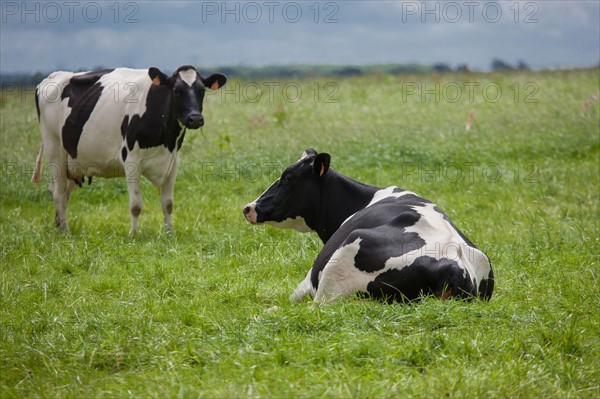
490;58;530;71
1;60;534;88
1;72;48;88
206;63;435;79
432;58;530;73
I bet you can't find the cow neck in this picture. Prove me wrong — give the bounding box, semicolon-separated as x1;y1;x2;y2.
314;170;380;243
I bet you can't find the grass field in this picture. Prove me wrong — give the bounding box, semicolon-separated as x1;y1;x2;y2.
1;68;599;398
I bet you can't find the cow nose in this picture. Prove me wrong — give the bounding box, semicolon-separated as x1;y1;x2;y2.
186;113;203;129
243;204;257;223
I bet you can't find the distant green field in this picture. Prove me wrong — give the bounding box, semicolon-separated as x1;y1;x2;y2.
1;69;599;398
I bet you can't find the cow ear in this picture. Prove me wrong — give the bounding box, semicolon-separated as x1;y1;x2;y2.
313;153;330;178
148;67;168;86
203;73;227;90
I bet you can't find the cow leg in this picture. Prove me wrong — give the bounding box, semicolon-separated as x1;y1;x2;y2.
52;175;69;232
313;239;368;303
437;285;453;300
313;270;350;303
31;143;44;183
125;166;143;236
65;179;75;203
160;159;179;233
44;142;70;232
290;269;316;302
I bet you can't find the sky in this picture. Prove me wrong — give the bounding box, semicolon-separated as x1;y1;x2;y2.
1;0;599;74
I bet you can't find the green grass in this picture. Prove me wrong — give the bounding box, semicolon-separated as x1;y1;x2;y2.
1;68;599;398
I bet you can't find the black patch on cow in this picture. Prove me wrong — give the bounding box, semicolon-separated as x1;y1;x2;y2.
121;84;182;152
350;210;426;273
62;84;103;158
121;147;128;162
60;69;114;158
366;256;475;302
176;131;186;151
60;69;114;106
478;267;494;300
121;115;129;139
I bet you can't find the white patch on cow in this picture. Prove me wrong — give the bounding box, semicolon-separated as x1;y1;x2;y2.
266;216;312;232
300;150;316;160
314;237;372;302
142;147;180;186
178;69;197;87
366;186;417;207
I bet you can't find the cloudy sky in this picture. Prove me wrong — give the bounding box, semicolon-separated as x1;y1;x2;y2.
1;0;599;74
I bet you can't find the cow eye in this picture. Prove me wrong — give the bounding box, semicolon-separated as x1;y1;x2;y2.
281;175;292;184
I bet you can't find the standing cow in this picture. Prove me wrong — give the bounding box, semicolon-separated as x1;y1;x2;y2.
32;65;226;234
243;149;494;303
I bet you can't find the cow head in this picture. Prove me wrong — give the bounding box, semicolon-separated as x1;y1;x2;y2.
243;149;330;232
149;65;226;129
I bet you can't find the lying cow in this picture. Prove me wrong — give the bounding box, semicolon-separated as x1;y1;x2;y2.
243;149;494;303
32;65;226;234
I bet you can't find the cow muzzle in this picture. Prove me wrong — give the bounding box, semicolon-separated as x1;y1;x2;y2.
184;113;204;129
243;203;258;224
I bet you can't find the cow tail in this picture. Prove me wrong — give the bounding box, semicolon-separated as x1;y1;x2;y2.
31;143;43;184
31;87;44;184
35;87;41;121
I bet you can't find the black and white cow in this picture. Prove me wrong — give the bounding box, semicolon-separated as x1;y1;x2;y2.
243;149;494;303
32;65;226;234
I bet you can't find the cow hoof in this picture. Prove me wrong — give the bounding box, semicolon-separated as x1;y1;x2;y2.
290;292;311;303
54;217;69;233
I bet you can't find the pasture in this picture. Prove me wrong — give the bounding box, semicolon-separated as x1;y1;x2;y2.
1;68;599;398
